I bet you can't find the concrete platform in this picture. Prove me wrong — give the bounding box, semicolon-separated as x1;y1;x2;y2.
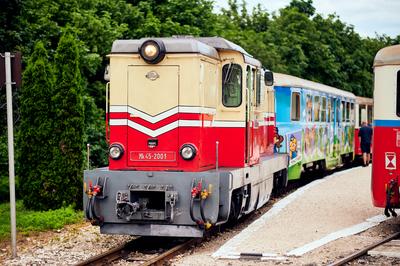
213;166;392;260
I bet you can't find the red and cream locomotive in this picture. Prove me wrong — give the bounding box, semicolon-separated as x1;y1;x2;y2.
372;44;400;217
84;37;288;237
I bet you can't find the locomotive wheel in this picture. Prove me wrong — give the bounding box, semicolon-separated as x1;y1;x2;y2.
314;160;326;178
272;169;288;196
228;191;243;222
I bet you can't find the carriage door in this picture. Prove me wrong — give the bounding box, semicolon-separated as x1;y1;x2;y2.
245;65;256;164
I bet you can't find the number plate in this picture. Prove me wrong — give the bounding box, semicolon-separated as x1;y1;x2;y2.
130;151;176;162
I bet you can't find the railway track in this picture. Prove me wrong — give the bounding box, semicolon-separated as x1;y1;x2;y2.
328;231;400;266
75;236;197;266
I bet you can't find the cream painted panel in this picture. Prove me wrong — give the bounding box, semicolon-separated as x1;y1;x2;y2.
178;58;201;107
202;60;218;109
374;65;400;120
128;65;179;116
109;54;218;108
109;56;133;106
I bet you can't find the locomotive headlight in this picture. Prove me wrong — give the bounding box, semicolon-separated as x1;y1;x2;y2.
109;144;124;160
180;144;196;160
139;40;166;64
144;44;158;58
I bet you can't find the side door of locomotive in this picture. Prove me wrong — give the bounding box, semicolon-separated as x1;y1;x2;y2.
245;65;258;164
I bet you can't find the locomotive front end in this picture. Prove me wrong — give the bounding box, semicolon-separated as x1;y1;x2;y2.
106;38;219;172
83;37;224;237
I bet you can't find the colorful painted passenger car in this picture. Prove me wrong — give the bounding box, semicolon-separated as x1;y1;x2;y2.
274;73;356;180
372;44;400;216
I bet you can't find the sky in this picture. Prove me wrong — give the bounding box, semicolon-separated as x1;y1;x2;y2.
214;0;400;38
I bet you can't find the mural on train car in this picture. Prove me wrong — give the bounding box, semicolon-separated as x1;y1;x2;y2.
275;84;355;180
287;130;302;179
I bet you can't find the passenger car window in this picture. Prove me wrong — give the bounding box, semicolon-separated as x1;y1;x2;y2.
291;92;300;121
222;64;242;107
314;96;320;122
306;94;312;122
336;99;340;123
321;97;327;122
367;105;373;124
350;102;354;123
341;101;345;122
327;98;333;122
359;104;366;127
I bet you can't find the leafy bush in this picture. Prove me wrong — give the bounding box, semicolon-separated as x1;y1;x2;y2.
0;135;9;202
0;201;83;240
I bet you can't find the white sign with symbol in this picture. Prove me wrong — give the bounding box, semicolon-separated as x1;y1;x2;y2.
385;152;396;170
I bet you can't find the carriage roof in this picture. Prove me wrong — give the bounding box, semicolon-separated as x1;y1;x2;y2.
110;36;261;67
373;44;400;67
273;73;355;99
356;96;373;105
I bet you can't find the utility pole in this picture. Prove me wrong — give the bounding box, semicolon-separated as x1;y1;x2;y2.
1;52;21;258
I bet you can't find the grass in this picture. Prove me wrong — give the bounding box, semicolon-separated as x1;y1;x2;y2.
0;201;83;240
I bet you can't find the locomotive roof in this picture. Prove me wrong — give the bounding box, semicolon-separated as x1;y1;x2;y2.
374;44;400;67
274;73;355;99
111;37;261;67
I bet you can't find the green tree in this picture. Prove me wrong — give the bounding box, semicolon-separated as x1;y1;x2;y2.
289;0;315;17
0;0;21;52
18;41;56;209
50;31;85;210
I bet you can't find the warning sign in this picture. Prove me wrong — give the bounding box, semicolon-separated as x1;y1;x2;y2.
385;152;396;170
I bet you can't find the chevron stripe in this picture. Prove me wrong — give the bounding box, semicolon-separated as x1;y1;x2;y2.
109;105;216;124
110;119;246;137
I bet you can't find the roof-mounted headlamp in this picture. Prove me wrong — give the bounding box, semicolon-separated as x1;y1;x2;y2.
139;39;166;64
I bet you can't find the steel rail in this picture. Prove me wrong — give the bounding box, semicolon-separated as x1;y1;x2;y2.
75;237;197;266
141;238;197;266
74;237;140;266
328;231;400;266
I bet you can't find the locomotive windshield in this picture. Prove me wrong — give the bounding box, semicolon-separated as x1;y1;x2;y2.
222;63;242;107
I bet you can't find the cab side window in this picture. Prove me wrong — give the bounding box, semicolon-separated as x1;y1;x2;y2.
222;64;242;107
